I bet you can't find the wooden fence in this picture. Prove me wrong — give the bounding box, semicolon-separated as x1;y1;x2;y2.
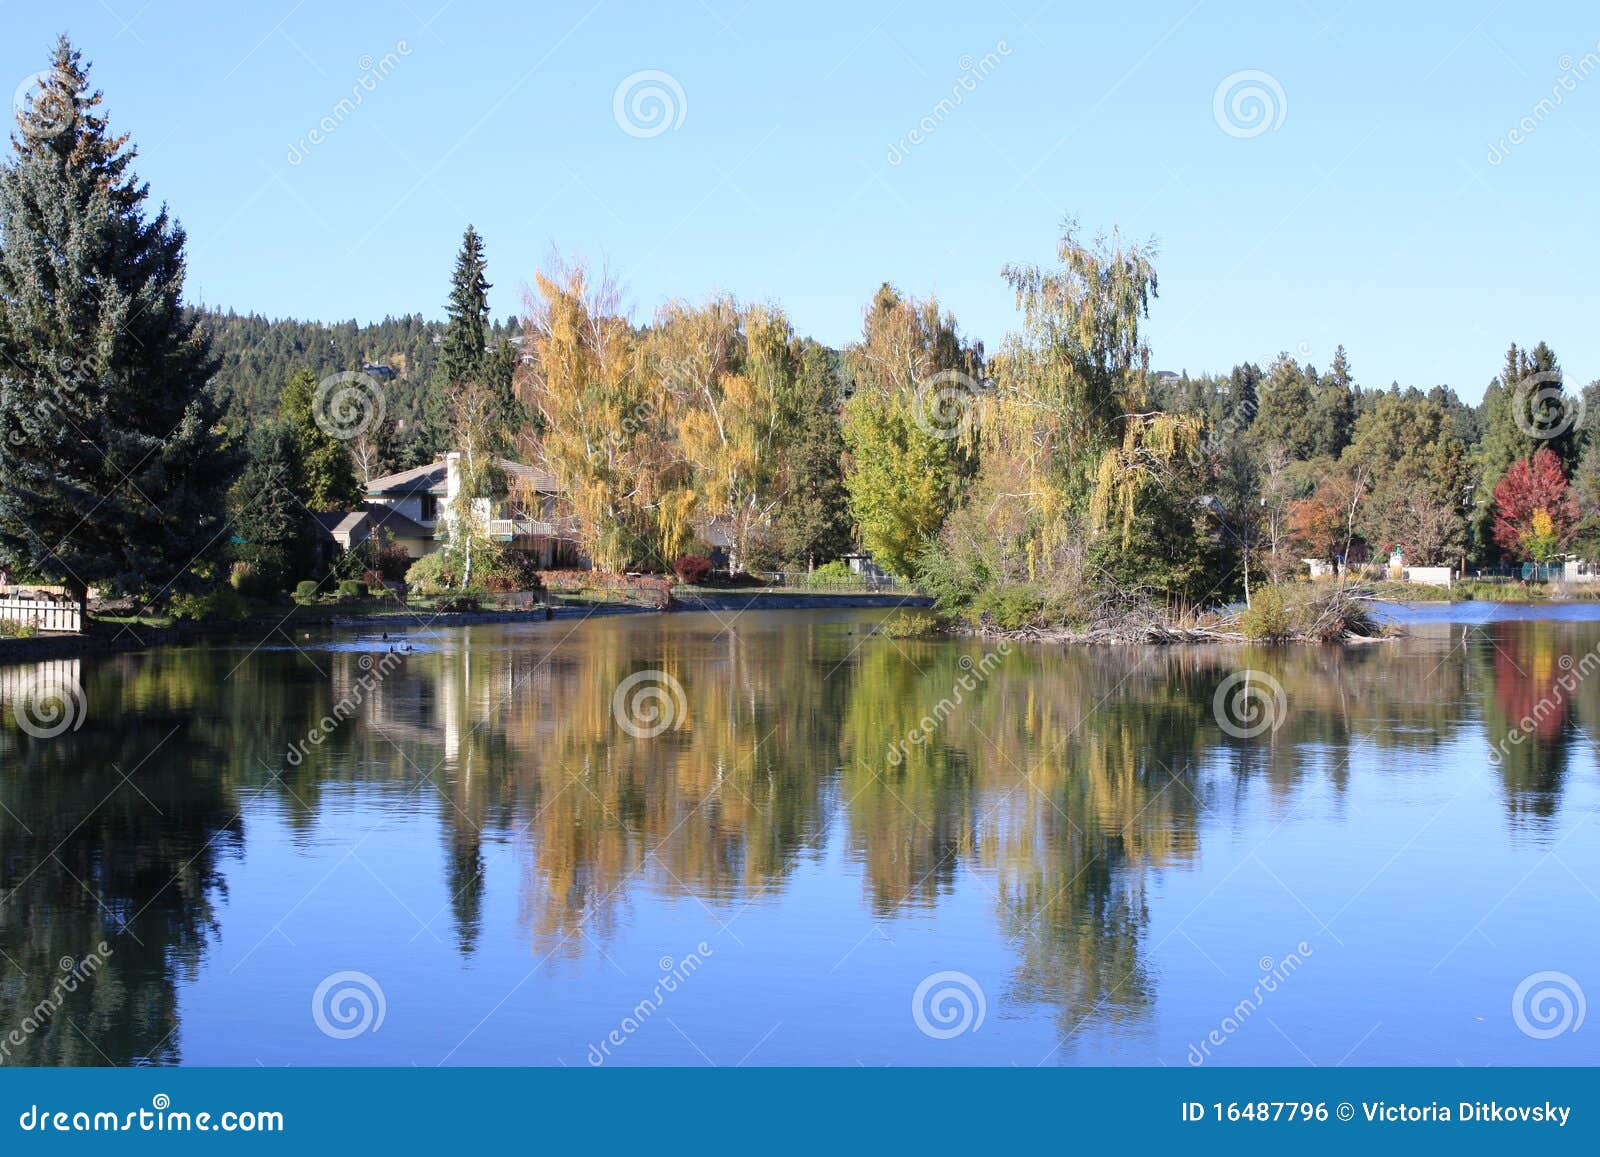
0;593;82;634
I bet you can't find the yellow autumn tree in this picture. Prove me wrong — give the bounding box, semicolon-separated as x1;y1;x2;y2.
519;256;663;572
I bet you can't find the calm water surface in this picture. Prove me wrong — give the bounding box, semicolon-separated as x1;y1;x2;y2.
2;605;1597;1066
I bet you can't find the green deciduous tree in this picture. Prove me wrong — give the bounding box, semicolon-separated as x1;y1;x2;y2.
840;283;981;578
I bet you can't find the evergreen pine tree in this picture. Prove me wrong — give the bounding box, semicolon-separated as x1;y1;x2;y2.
775;345;853;570
279;369;360;511
231;424;309;588
422;225;518;457
0;37;232;611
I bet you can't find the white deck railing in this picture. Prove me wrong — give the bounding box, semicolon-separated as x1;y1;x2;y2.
0;593;83;634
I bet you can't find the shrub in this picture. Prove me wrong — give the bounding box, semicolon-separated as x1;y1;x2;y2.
294;580;322;604
672;554;714;585
1239;585;1292;641
169;587;251;622
805;559;861;587
971;585;1045;631
0;620;38;638
368;532;414;582
337;579;367;598
405;551;454;593
230;560;282;599
435;588;484;613
880;611;943;638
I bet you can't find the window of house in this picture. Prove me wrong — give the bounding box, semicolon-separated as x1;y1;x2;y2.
419;494;437;521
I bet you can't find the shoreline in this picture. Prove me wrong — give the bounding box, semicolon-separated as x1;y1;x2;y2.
0;592;932;663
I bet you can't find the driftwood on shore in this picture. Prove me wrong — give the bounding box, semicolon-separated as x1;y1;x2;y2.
952;584;1397;646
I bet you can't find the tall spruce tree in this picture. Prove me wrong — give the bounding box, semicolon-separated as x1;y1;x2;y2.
0;37;231;611
422;225;518;456
775;344;853;570
230;424;309;588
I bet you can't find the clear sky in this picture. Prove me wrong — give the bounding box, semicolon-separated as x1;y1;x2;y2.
5;1;1596;400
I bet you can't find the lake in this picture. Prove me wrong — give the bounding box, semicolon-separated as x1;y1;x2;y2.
2;605;1597;1067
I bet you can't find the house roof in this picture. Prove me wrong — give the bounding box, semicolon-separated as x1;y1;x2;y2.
364;456;559;497
317;503;437;543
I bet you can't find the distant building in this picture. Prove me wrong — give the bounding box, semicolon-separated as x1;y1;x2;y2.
352;454;581;568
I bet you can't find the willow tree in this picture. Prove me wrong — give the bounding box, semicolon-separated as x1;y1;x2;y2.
839;284;982;578
946;221;1158;589
519;257;659;572
1088;411;1227;602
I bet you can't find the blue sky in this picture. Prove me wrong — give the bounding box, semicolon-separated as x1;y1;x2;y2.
4;1;1596;400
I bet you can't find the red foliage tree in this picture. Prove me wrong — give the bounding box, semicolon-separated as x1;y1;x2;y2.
1491;448;1578;560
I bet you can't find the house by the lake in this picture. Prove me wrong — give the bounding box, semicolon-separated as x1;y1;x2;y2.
325;452;581;568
